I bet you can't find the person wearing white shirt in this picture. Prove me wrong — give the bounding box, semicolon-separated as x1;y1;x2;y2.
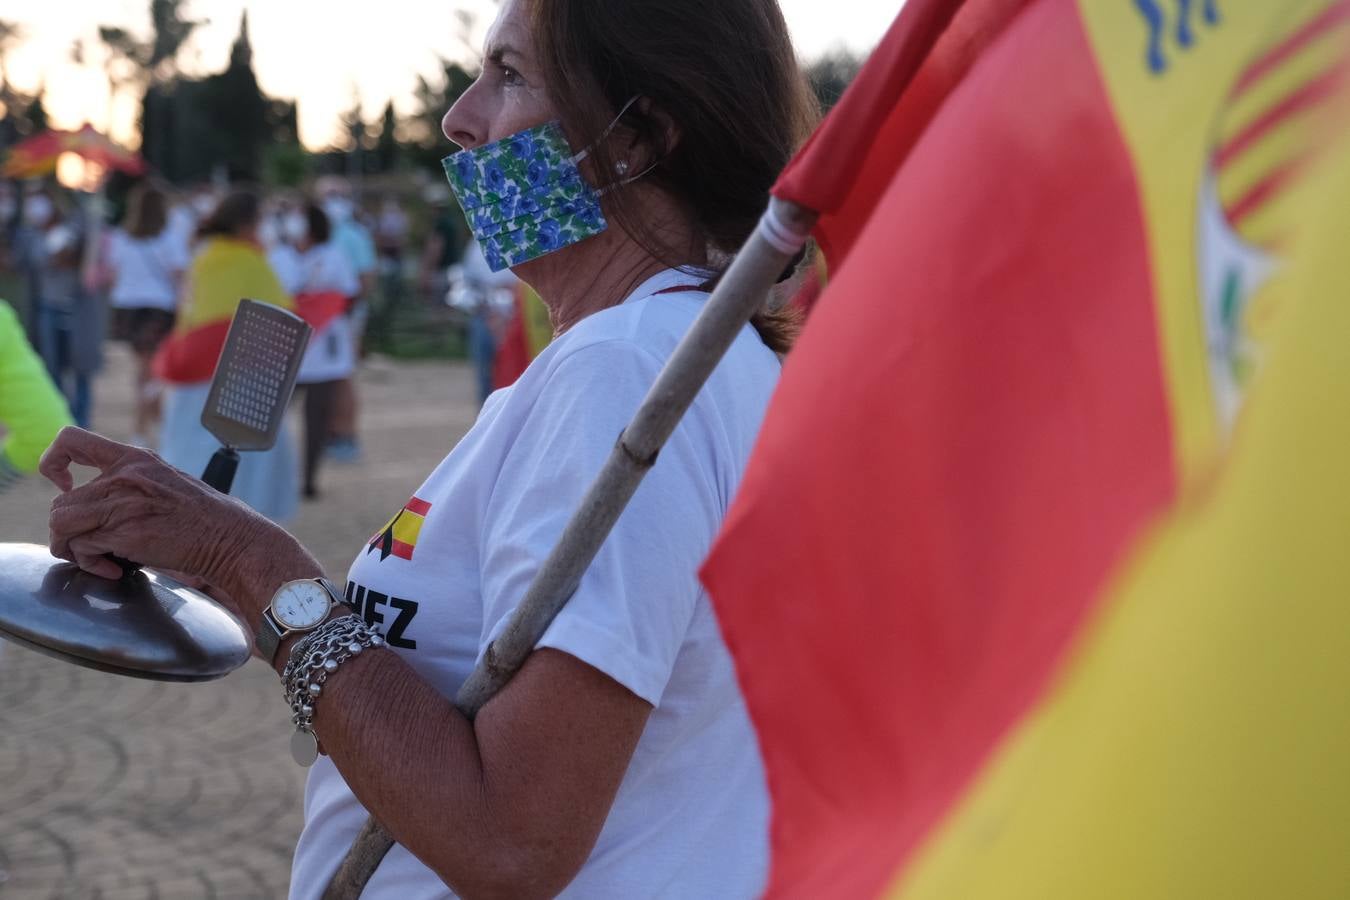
447;241;519;406
41;0;813;894
315;177;377;463
267;202;307;296
288;202;360;499
108;184;189;445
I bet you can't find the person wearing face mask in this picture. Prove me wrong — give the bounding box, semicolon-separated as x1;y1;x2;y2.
13;190;58;352
314;177;376;464
151;189;300;523
267;199;308;293
374;195;410;310
287;201;360;500
17;192;105;428
40;1;816;896
447;238;520;406
107;184;190;446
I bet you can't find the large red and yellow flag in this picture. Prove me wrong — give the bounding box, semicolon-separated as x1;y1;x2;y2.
701;0;1350;897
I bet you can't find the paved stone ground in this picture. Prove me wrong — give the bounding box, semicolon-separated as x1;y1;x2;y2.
0;344;479;899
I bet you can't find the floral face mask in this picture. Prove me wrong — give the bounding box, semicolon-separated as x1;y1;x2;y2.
441;98;642;272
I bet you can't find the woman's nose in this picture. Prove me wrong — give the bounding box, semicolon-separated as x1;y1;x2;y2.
442;80;486;150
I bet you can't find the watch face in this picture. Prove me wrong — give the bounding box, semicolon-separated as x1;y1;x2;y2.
272;581;332;630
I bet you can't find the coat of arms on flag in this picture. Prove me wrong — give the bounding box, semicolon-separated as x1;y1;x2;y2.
1198;1;1350;426
367;496;432;562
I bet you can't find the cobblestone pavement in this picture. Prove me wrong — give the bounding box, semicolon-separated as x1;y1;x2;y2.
0;345;479;899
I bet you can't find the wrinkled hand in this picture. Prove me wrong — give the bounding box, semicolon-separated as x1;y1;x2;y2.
40;426;267;583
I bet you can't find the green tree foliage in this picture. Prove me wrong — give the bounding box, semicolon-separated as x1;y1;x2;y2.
106;6;299;184
0;20;30;151
404;57;477;170
23;88;46;134
147;0;205;79
0;19;22;96
805;50;863;113
97;1;202;94
195;14;269;180
375;99;399;173
0;85;48;146
99;0;205;179
264;141;308;187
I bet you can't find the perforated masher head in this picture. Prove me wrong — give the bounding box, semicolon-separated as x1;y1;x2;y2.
200;299;311;452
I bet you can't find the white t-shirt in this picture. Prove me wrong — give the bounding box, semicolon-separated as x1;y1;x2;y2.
108;229;190;311
269;244;305;296
293;242;360;384
289;269;778;899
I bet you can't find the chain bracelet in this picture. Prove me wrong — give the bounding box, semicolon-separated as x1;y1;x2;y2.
281;614;386;745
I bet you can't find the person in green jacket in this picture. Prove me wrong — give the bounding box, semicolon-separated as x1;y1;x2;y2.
0;300;73;492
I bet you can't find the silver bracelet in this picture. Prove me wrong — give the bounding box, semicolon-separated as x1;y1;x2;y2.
281;614;386;767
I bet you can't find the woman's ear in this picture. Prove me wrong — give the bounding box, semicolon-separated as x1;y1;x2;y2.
627;98;680;168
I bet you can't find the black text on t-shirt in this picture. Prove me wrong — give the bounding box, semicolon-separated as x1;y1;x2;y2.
345;580;419;649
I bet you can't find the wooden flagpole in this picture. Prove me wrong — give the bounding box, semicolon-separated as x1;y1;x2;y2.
323;197;817;899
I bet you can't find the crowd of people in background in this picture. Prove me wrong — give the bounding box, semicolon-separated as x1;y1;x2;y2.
0;174;529;513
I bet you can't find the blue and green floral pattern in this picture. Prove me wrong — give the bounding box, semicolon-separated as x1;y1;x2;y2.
442;120;608;271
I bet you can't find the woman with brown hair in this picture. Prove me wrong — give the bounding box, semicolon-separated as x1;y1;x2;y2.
108;183;190;445
153;189;300;523
41;0;817;895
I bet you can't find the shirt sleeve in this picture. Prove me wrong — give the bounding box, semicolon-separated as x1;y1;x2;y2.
478;340;725;706
0;301;73;473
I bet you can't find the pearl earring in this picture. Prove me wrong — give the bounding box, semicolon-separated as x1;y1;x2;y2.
615;159;630;176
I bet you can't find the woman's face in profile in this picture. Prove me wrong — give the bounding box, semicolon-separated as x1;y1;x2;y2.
442;0;555;151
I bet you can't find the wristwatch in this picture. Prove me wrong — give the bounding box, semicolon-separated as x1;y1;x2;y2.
256;577;345;666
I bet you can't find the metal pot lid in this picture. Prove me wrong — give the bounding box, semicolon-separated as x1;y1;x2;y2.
0;543;251;682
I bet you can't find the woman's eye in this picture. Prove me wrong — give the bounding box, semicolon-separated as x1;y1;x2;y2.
500;65;524;87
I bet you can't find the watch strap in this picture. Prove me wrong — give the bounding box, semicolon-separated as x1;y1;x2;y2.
315;577;343;604
256;609;286;665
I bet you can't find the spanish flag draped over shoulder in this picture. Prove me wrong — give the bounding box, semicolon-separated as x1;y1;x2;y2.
153;238;344;384
700;1;1350;897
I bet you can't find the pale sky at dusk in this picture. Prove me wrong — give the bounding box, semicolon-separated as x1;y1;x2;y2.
3;0;899;152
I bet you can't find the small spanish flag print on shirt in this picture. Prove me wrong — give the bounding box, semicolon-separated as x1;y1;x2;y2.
367;496;432;562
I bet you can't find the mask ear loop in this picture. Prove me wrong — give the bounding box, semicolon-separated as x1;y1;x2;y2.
570;94;643;165
571;95;663;194
598;160;659;195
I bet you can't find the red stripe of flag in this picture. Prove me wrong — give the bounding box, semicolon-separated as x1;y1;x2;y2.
151;320;231;384
405;497;432;516
1231;0;1350;96
703;0;1175;896
1216;62;1348;169
774;0;1033;267
391;540;415;561
294;291;348;335
1226;151;1316;225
